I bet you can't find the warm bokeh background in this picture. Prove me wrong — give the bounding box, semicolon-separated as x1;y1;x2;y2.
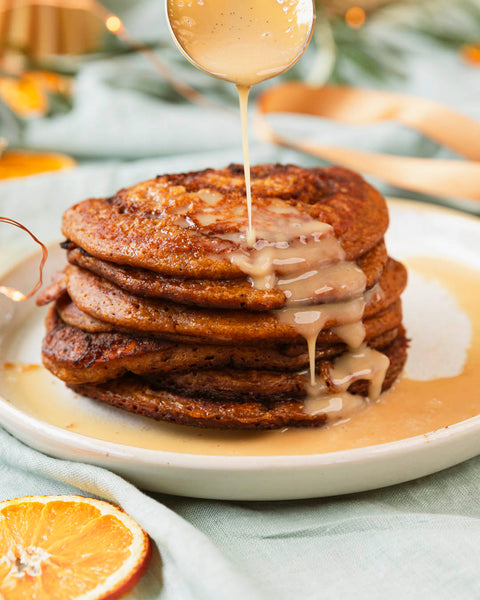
0;0;479;164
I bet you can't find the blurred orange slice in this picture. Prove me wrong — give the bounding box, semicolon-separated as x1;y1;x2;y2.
0;150;76;179
0;495;151;600
0;71;71;117
463;43;480;66
0;75;46;116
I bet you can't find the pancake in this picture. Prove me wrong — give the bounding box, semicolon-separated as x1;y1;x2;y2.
62;165;389;279
42;306;400;384
39;163;408;430
68;331;408;430
150;329;407;403
35;270;66;306
55;292;404;347
65;239;388;310
55;294;114;333
63;258;406;344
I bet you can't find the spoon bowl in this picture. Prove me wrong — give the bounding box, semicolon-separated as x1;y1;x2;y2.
166;0;315;87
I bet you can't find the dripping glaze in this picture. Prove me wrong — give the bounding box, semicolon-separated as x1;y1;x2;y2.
166;0;388;420
167;0;315;246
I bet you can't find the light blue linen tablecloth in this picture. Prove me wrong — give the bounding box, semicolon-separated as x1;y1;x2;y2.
1;2;480;598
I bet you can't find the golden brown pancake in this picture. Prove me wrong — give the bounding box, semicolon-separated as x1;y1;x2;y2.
35;271;66;306
62;165;389;279
150;331;407;403
65;239;388;310
68;330;407;429
63;259;406;344
42;306;400;384
54;292;404;347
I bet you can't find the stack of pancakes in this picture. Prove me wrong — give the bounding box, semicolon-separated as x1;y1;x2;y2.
38;164;408;429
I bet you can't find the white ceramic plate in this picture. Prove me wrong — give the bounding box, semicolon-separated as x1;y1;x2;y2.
0;198;479;501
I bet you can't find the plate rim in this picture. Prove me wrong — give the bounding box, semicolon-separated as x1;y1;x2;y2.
0;387;480;470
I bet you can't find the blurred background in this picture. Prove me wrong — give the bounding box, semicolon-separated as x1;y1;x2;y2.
0;0;479;203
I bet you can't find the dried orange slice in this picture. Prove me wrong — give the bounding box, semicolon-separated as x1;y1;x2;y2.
0;151;76;179
0;495;151;600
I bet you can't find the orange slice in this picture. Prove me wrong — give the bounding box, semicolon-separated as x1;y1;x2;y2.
463;43;480;66
0;151;76;179
0;71;71;117
0;495;151;600
0;75;47;116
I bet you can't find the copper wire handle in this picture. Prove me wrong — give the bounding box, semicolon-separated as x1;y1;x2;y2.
0;217;48;302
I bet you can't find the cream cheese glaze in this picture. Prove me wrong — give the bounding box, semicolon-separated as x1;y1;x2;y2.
224;206;389;401
165;178;392;410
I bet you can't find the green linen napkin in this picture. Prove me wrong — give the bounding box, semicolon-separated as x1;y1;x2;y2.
0;428;261;600
1;421;480;600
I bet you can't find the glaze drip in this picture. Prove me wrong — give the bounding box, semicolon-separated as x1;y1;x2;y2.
167;0;315;245
226;204;390;412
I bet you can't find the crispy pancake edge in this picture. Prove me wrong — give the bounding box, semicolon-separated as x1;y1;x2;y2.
68;330;407;430
42;305;400;384
64;258;407;343
65;239;387;310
